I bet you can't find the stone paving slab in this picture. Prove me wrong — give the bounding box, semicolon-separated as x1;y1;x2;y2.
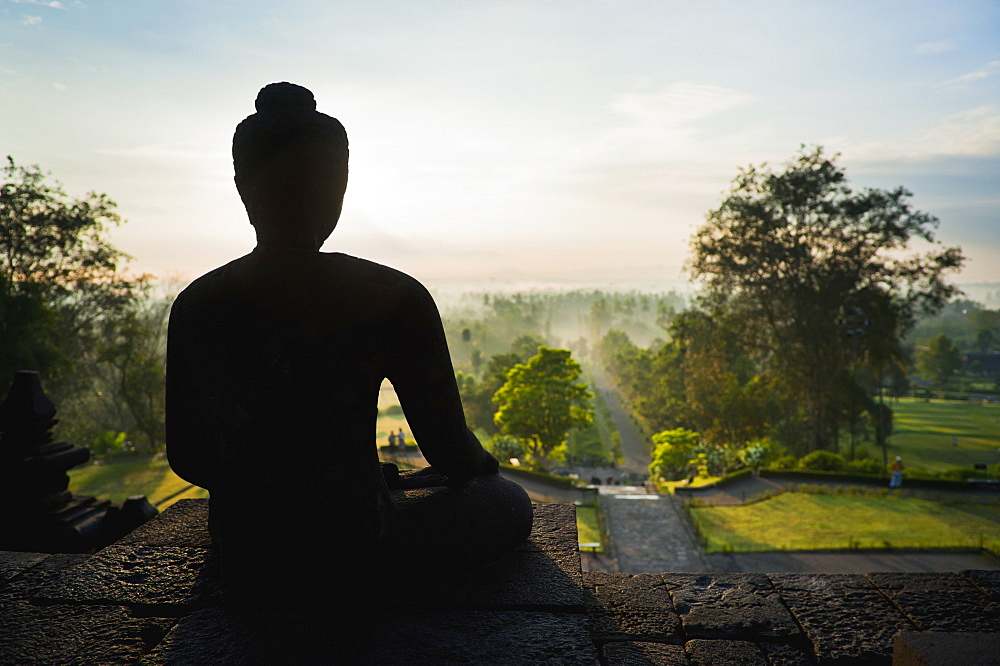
868;571;1000;633
465;548;584;609
601;494;707;573
583;572;682;643
599;640;688;665
757;641;814;665
521;502;579;555
0;595;174;665
663;573;801;643
118;498;212;549
964;568;1000;601
33;544;222;613
361;609;599;664
684;638;767;665
0;551;47;588
141;606;374;665
769;573;913;664
1;553;90;599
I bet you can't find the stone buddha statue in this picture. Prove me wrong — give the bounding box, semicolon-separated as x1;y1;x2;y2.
165;82;532;605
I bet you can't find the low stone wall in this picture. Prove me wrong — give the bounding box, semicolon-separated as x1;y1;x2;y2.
1;498;998;664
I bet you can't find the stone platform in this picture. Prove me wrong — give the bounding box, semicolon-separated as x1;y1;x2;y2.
1;499;998;664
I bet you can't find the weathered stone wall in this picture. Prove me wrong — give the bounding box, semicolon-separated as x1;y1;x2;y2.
1;499;998;664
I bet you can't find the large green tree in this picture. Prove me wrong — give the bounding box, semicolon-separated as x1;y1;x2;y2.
493;346;594;462
689;146;963;453
0;157;164;454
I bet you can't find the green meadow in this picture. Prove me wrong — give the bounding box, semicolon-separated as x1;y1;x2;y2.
690;492;1000;554
68;456;208;508
886;398;1000;473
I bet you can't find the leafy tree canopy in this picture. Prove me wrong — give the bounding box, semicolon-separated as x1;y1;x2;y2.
687;146;964;452
0;157;163;453
492;346;594;462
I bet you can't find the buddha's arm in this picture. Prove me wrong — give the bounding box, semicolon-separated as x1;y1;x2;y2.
164;294;219;491
388;282;498;480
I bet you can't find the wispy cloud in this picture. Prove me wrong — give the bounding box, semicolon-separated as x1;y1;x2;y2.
10;0;65;8
915;40;956;55
52;82;66;90
613;82;758;125
850;106;1000;159
20;15;42;25
944;60;1000;86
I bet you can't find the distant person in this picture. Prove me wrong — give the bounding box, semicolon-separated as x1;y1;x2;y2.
166;82;532;606
388;431;397;450
889;456;904;488
398;428;407;449
952;437;958;447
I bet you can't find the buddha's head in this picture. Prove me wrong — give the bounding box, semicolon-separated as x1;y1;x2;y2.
233;82;349;248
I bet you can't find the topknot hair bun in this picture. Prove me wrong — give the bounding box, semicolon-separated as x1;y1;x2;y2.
254;82;317;113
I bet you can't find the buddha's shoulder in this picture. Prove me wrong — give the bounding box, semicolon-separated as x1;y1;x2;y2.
171;256;250;310
328;253;429;296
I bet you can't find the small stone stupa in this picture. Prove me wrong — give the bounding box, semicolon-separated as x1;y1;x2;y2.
0;370;157;553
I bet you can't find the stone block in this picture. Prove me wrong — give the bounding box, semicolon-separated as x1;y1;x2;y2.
758;641;814;665
33;544;222;613
0;595;172;664
117;498;212;549
893;630;1000;666
584;572;681;643
465;548;584;609
0;551;47;589
663;573;799;641
521;503;579;557
770;573;912;664
869;572;1000;633
964;569;1000;602
141;606;375;665
360;609;598;665
684;638;767;665
599;640;688;665
2;553;89;599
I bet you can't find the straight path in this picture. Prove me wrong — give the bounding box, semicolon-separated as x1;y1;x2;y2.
589;367;650;476
599;486;708;573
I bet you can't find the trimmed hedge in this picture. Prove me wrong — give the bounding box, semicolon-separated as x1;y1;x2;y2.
760;469;992;492
500;463;579;489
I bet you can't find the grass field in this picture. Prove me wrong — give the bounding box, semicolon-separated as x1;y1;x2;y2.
885;398;1000;473
68;456;208;508
576;504;603;550
690;492;1000;554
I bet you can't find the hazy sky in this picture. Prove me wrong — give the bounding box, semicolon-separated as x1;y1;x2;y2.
2;0;998;290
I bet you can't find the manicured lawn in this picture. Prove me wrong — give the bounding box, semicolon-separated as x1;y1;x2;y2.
887;398;1000;473
68;456;207;508
690;492;1000;554
576;504;603;551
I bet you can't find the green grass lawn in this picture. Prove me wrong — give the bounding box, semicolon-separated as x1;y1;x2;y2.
690;492;1000;554
886;398;1000;473
68;456;208;508
576;504;603;551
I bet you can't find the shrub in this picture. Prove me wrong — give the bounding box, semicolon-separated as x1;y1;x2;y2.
846;458;884;474
488;435;526;462
771;455;799;470
799;450;846;471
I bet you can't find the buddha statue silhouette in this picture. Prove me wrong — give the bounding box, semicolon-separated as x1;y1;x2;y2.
166;82;532;606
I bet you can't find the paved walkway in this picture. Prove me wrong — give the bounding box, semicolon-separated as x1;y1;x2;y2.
599;486;708;573
590;368;650;476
